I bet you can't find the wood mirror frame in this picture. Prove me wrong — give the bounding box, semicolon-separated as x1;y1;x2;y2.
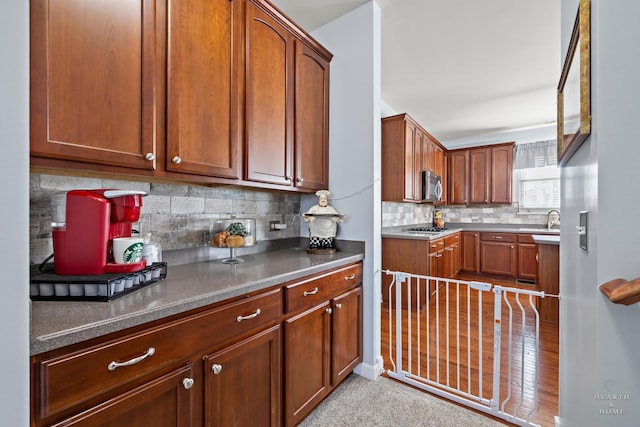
557;0;591;167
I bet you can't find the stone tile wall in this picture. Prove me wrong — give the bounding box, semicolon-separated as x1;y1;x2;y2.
30;174;301;265
382;201;549;228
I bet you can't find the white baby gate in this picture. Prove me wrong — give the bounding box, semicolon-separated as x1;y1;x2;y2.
383;270;557;427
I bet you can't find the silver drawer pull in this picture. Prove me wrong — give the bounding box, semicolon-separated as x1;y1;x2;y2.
236;308;261;322
494;236;503;239
108;347;155;371
335;303;342;309
182;378;194;389
211;364;223;375
303;287;319;296
344;274;356;280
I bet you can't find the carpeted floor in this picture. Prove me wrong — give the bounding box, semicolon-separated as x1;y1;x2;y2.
299;374;507;426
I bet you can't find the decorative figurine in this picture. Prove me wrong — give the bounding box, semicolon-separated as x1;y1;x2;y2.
302;190;344;254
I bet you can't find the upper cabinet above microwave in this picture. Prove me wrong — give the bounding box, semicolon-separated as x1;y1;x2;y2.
29;0;332;194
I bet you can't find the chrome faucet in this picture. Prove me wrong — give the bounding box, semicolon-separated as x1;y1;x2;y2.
547;209;560;230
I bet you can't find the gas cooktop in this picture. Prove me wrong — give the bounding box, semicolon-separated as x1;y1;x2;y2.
405;226;448;233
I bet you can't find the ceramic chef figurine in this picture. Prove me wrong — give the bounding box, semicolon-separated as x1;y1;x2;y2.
303;190;344;253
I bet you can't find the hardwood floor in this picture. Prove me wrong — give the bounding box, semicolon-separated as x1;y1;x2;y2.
381;272;559;427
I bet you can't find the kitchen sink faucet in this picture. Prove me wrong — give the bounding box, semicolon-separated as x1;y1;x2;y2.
547;209;560;230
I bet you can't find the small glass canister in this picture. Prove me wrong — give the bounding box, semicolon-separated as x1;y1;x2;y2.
210;217;256;264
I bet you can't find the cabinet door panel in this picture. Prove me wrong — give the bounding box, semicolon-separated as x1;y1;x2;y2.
331;287;362;385
294;40;329;190
491;144;514;203
480;242;516;277
461;232;480;273
404;122;418;200
166;0;240;178
52;364;194;427
246;2;293;186
284;303;330;426
518;243;538;281
30;0;157;170
448;151;468;204
204;326;281;427
469;148;490;204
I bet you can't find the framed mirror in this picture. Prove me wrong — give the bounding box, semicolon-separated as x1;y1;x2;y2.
557;0;591;166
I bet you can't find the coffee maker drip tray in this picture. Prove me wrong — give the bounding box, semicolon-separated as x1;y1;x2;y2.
30;262;167;302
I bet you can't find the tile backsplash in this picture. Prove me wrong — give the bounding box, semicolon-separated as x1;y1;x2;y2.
30;174;301;265
382;201;550;228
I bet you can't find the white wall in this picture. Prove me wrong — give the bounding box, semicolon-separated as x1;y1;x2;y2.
0;0;30;424
559;0;640;425
308;1;383;378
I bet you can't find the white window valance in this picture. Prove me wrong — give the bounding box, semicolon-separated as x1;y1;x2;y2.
514;140;557;169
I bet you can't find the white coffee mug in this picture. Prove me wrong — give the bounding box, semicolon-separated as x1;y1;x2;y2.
112;237;144;264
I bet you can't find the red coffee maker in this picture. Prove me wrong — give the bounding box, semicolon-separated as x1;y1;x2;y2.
52;189;148;275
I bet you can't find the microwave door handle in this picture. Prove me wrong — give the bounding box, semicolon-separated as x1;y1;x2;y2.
435;180;443;200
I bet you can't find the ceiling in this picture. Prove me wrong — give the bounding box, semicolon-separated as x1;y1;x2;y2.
271;0;560;147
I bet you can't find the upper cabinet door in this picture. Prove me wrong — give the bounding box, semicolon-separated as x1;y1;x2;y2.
166;0;241;178
30;0;158;170
294;40;330;191
490;144;514;203
448;150;469;204
245;1;294;186
468;147;491;204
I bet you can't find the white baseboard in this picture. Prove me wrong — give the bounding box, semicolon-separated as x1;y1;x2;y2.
353;355;384;380
554;415;563;427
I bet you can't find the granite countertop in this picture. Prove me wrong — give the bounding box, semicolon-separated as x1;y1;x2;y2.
381;225;462;240
382;222;560;240
532;234;560;245
30;244;364;356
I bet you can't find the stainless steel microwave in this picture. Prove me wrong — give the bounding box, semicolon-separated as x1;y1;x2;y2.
422;170;443;203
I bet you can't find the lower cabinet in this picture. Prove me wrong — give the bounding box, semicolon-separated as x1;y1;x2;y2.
203;326;281;427
480;232;517;277
51;364;195;427
31;262;363;427
536;243;559;324
517;234;538;282
283;264;363;427
461;231;480;273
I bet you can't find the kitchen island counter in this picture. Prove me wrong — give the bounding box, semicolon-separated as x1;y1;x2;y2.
30;242;364;355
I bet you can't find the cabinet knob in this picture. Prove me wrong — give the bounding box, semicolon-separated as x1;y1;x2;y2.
182;378;194;389
335;303;342;309
145;152;156;161
344;274;356;280
285;176;292;181
510;245;515;249
211;364;223;375
172;156;182;164
296;177;304;183
326;307;333;314
536;253;539;262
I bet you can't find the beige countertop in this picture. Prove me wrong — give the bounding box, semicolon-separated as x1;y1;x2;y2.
30;243;364;356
